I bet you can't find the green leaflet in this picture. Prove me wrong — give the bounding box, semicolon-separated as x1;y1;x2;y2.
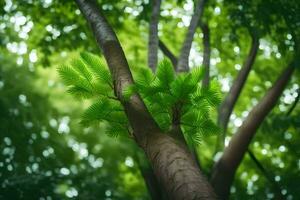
80;52;112;86
156;59;175;89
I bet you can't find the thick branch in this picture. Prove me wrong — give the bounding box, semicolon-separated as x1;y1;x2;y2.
158;39;178;68
211;63;295;199
177;0;206;72
218;36;259;140
200;23;211;87
148;0;161;72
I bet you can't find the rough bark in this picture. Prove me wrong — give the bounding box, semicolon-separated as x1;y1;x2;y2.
211;64;295;199
146;132;217;200
177;0;206;72
217;36;259;148
201;23;210;88
159;39;178;68
148;0;161;72
135;153;165;200
75;1;217;199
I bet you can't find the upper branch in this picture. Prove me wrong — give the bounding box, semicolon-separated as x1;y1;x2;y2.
218;35;259;134
158;39;178;68
177;0;206;72
211;62;296;199
75;0;159;146
148;0;162;72
200;22;211;87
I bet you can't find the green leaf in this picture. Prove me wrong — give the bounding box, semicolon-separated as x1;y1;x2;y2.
58;65;81;86
80;52;112;86
71;59;92;81
67;86;94;99
190;67;204;85
81;99;111;125
156;59;175;88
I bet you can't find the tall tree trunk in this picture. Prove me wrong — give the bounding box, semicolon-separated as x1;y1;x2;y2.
210;64;295;199
201;23;210;88
217;35;259;149
75;1;217;199
177;0;206;72
148;0;161;72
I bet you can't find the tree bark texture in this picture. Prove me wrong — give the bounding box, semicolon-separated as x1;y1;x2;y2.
146;133;217;200
148;0;161;72
211;64;295;200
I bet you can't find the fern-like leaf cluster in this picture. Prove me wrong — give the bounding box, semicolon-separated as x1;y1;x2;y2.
131;59;221;145
58;52;128;137
59;53;221;144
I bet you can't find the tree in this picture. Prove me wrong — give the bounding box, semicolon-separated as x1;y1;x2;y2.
1;0;300;199
69;0;299;199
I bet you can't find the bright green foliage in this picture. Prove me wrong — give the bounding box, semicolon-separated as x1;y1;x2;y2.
59;54;221;145
133;60;221;145
58;52;129;138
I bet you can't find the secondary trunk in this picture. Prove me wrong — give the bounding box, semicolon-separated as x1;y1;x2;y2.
217;36;259;148
211;64;295;199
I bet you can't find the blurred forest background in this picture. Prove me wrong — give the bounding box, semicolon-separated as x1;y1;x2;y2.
0;0;299;199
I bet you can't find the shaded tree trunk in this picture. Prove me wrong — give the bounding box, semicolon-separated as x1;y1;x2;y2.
217;35;259;149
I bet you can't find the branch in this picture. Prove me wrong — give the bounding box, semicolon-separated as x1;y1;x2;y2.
200;22;211;87
286;88;300;116
75;0;159;146
217;35;259;145
177;0;206;72
247;149;286;200
158;39;178;68
148;0;162;72
210;63;296;199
